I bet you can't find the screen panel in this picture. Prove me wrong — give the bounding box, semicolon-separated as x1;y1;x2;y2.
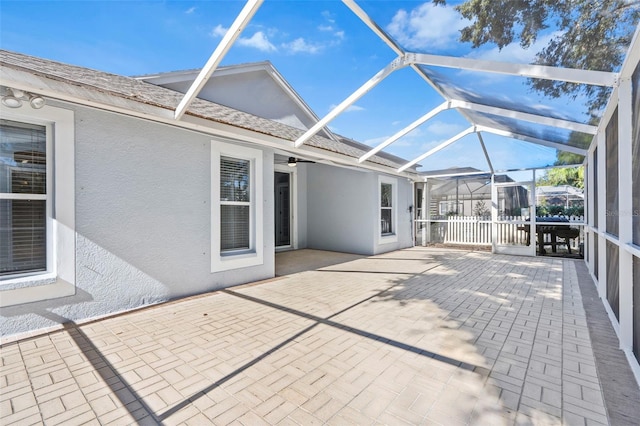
632;61;640;246
605;108;619;237
606;241;619;320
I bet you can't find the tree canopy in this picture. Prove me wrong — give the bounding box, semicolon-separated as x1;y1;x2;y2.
436;0;640;114
537;166;584;189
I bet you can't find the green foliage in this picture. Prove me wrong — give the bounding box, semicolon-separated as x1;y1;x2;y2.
473;200;490;216
547;205;565;216
536;205;549;216
536;204;584;217
537;166;584;189
439;0;640;113
555;151;584;166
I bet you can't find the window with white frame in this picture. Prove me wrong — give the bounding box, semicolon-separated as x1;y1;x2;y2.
220;156;251;252
0;103;75;307
0;120;47;276
378;175;398;244
381;182;393;235
211;142;263;271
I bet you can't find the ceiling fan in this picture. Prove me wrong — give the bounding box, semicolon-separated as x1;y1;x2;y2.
285;157;316;167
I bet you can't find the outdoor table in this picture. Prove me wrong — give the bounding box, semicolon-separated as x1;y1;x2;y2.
518;217;580;254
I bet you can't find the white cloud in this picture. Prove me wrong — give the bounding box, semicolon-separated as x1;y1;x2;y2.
467;31;562;63
363;136;388;146
363;135;413;148
322;10;335;24
237;31;277;52
282;38;322;54
425;121;466;136
319;13;345;40
329;104;365;113
386;3;469;51
211;24;228;38
185;7;196;14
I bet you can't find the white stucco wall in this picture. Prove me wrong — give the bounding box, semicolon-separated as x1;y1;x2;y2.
306;164;413;255
0;103;275;337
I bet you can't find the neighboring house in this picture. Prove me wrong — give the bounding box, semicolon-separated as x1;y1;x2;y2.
0;50;415;338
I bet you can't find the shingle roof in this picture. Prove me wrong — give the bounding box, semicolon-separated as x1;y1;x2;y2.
0;49;413;171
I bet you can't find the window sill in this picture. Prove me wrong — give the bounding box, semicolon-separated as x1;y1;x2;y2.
379;233;398;245
212;251;264;272
0;272;56;289
0;275;75;307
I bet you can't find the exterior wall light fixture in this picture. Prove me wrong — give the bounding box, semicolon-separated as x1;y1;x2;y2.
2;87;46;109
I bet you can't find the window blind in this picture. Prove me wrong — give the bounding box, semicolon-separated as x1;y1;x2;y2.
220;156;251;251
0;120;47;276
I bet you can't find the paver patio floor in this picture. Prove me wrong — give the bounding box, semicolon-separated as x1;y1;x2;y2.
1;247;639;425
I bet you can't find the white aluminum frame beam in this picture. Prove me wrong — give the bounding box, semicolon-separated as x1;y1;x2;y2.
477;126;588;156
342;0;403;55
409;53;618;87
357;97;596;165
421;170;492;180
476;132;494;174
620;22;640;80
359;101;450;163
294;56;409;147
398;126;475;172
450;100;597;134
174;0;263;120
341;0;454;101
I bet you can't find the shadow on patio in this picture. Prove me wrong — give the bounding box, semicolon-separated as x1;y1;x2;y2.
2;247;637;425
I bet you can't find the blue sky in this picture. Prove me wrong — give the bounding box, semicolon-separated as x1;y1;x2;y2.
0;0;594;172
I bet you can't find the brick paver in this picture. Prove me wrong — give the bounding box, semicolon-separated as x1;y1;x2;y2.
1;247;637;425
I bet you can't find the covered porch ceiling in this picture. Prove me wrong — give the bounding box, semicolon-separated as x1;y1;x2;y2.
173;0;639;180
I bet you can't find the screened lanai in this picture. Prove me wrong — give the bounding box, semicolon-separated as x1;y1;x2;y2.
170;0;640;384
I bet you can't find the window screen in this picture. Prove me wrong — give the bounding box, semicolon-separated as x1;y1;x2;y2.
0;120;47;276
605;108;619;237
593;148;598;228
634;256;640;364
632;62;640;246
606;241;619;321
220;156;250;252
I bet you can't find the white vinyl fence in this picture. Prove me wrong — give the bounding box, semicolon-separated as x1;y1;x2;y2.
415;215;585;250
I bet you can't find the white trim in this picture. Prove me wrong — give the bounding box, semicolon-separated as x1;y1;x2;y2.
0;193;47;200
624;243;640;258
211;141;264;271
597;122;608;298
617;76;633;350
0;104;76;307
378;175;398;245
274;164;298;251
